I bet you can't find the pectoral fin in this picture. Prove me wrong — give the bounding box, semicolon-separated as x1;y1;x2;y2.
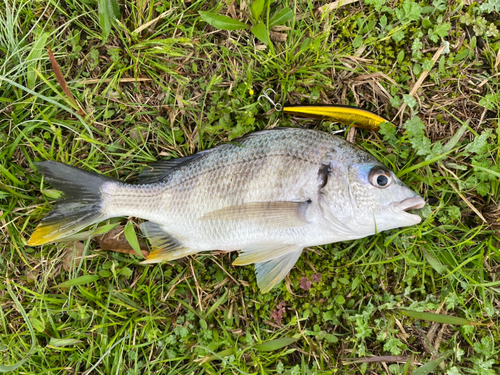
253;246;303;293
199;201;310;229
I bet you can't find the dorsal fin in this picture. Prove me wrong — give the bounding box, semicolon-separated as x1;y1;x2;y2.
137;128;297;184
137;153;204;184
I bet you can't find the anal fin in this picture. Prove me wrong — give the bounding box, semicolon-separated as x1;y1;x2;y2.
140;222;193;263
233;243;302;266
254;246;303;293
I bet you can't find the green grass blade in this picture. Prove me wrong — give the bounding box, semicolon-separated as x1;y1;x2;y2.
205;289;229;318
123;220;144;258
48;338;83;347
55;275;100;288
397;148;456;177
397;309;474;325
471;163;500;179
253;337;298;352
0;75;93;137
411;352;451;375
421;248;446;274
26;32;49;89
0;280;37;373
442;120;469;152
199;11;250;30
269;8;294;27
203;348;235;363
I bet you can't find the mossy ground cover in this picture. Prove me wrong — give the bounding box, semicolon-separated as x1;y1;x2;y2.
1;0;499;373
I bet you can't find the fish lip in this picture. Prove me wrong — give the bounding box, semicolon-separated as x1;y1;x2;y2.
391;196;425;224
395;196;426;211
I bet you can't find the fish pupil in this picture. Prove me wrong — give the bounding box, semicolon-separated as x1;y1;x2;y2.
377;175;388;186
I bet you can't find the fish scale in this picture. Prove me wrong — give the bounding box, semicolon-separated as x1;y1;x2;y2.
27;127;424;293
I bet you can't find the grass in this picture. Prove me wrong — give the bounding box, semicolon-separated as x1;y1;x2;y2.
0;0;499;373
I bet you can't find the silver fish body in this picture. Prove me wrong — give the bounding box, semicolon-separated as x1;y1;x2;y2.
29;128;425;292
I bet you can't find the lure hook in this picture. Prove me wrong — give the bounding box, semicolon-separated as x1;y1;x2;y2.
258;88;282;111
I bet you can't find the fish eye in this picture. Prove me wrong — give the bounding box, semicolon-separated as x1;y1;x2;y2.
369;167;392;189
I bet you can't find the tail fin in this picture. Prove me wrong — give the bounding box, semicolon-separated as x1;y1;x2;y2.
28;161;116;246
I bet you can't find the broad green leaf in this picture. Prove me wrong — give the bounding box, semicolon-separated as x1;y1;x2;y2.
253;337;298;351
251;0;265;22
55;275;100;288
119;266;133;277
411;352;451;375
251;21;269;45
325;334;338;343
0;281;37;373
199;319;208;330
48;338;83;347
26;32;49;90
454;48;469;62
98;0;120;42
199;11;250;30
30;317;45;333
123;220;144;258
269;8;294;27
397;309;474;325
421;249;446;274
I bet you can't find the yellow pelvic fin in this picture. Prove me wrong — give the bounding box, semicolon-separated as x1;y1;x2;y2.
140;221;193;264
141;247;193;264
283;105;391;130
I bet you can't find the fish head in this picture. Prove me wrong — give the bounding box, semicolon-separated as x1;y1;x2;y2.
319;147;425;237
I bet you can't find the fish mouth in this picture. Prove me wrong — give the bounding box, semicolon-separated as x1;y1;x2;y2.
392;196;426;223
395;196;426;211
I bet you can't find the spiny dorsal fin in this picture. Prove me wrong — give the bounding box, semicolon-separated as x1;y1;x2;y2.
140;222;193;263
137;128;299;184
199;201;311;229
137;155;198;184
254;246;303;293
137;151;211;184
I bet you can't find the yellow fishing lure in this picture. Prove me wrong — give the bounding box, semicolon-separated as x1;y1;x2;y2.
283;105;390;130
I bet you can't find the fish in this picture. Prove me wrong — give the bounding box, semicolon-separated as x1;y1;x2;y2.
27;127;425;292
